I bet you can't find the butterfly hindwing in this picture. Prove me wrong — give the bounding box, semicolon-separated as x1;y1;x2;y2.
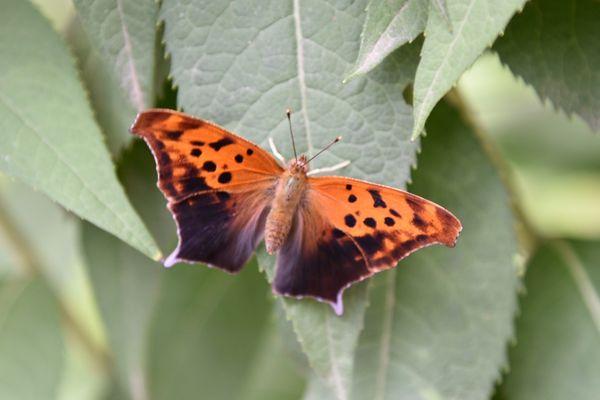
274;176;462;313
131;109;282;272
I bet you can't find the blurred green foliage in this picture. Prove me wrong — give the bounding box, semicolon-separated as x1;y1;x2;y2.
0;0;598;399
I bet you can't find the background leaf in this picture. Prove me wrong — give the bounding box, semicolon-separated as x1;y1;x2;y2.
0;0;160;259
161;0;420;396
348;0;427;78
497;240;600;400
411;0;527;138
0;278;64;400
72;0;158;111
352;101;520;400
67;16;137;155
494;0;600;133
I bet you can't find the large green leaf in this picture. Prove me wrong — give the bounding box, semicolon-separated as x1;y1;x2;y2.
494;0;600;133
498;240;600;400
0;0;160;259
72;0;158;111
411;0;527;138
347;0;427;79
0;278;64;400
161;1;420;396
352;101;520;400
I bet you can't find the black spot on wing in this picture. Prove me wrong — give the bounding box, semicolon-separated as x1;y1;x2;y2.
346;184;352;190
246;148;254;156
209;138;234;151
166;130;183;140
363;217;376;228
190;148;202;157
202;161;217;172
384;217;395;226
412;214;429;231
367;189;387;208
344;214;356;227
218;172;232;184
235;154;243;163
406;197;425;213
389;209;401;218
348;194;357;203
191;140;205;146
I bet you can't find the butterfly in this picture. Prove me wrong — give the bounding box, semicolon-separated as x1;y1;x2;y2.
130;109;462;314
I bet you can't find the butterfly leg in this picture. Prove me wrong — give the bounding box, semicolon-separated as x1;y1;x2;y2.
268;137;286;164
307;160;351;176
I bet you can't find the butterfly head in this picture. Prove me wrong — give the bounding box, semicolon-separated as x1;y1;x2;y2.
289;155;309;175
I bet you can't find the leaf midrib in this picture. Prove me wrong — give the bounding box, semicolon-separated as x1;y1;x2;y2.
292;0;314;157
554;240;600;334
116;0;145;110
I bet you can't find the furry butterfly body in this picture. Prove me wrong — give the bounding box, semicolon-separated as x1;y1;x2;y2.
131;109;462;314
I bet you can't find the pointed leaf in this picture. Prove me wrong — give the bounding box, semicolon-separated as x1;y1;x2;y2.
0;278;64;400
498;240;600;400
161;0;421;397
348;0;427;78
352;101;520;400
0;0;160;259
72;0;158;110
411;0;527;138
495;0;600;133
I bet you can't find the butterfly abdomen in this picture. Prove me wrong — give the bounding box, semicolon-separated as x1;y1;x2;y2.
265;172;307;254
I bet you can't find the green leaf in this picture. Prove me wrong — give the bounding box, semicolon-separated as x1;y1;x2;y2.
67;16;137;155
411;0;527;138
72;0;158;111
0;278;64;400
161;1;421;395
498;240;600;400
352;101;520;400
494;0;600;133
82;223;161;399
146;263;275;400
235;313;307;400
347;0;427;79
0;0;160;259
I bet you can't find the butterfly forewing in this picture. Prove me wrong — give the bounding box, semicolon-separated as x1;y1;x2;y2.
131;109;283;271
130;109;284;203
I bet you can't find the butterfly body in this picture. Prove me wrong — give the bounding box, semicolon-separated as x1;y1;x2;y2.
265;156;308;254
131;109;462;315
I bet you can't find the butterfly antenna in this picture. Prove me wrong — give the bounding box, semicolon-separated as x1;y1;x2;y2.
303;136;342;165
286;108;298;161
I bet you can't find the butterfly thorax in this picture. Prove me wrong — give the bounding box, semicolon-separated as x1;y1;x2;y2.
264;156;309;254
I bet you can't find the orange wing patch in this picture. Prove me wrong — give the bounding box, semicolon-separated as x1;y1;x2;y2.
130;108;284;203
309;176;462;272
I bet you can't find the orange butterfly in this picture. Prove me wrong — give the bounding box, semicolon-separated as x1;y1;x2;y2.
131;109;461;314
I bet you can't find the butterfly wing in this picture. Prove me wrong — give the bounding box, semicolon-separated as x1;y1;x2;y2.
274;176;462;314
131;109;283;272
